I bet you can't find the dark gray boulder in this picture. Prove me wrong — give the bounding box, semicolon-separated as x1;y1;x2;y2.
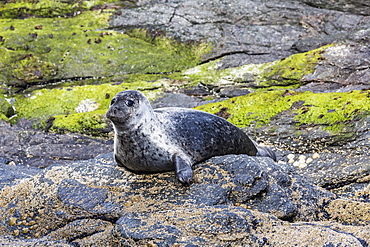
0;152;369;245
250;107;370;198
109;0;370;68
0;153;330;234
302;44;370;86
0;120;112;168
301;0;370;15
0;163;40;190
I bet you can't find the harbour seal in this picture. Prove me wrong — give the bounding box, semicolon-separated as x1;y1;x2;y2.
106;90;276;184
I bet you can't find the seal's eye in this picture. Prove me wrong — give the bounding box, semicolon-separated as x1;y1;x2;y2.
126;100;135;107
110;98;116;106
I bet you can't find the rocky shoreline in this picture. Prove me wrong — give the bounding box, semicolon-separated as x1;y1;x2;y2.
1;0;370;246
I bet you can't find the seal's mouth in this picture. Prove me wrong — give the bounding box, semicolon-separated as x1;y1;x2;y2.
105;107;115;120
106;107;125;123
107;106;135;128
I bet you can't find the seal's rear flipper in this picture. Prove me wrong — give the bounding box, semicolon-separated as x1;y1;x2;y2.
252;140;276;161
256;146;277;161
174;155;193;185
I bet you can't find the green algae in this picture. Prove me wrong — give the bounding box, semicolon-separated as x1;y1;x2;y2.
0;11;211;91
0;113;8;121
0;0;120;18
196;90;290;127
0;94;14;119
254;45;331;87
0;3;211;133
184;45;331;88
293;90;370;133
10;77;370;136
12;80;164;133
11;55;58;86
196;90;370;134
50;109;108;136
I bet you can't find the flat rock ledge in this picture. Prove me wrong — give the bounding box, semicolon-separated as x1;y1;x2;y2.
0;153;369;246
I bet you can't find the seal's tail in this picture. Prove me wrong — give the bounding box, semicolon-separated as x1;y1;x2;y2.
253;141;277;161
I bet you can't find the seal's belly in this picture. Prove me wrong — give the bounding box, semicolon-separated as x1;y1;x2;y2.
115;139;175;173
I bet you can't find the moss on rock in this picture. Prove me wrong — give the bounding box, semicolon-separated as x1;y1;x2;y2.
254;45;331;87
184;45;332;88
12;76;370;136
0;10;211;91
0;113;8;121
0;94;14;119
12;80;164;134
50;109;108;136
0;0;120;18
11;55;58;86
196;89;370;134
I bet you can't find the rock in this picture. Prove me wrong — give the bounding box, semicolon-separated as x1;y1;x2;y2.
248;107;370;195
0;163;40;190
286;152;370;189
115;206;256;246
302;44;370;85
0;120;112;168
325;199;370;225
57;179;109;211
0;153;330;237
115;207;369;246
110;0;370;68
301;0;370;15
45;219;115;246
151;93;202;108
0;95;14;120
198;155;335;221
0;152;369;245
219;87;251;98
0;10;208;90
0;235;71;247
256;220;368;246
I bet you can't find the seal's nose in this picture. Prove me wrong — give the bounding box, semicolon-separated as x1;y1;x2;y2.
106;107;117;120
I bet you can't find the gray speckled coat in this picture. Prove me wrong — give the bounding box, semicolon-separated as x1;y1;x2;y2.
106;90;275;184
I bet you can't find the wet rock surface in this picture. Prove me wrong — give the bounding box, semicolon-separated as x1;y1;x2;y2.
0;0;370;245
1;153;368;246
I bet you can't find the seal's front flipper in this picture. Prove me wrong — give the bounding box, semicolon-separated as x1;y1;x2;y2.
174;155;193;185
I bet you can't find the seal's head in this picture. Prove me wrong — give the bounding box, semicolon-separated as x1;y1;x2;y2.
106;90;152;131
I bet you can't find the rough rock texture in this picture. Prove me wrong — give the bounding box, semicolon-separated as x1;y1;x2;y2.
250;107;370;197
0;163;40;190
1;0;370;245
302;44;370;86
0;120;112;168
0;6;209;91
0;153;368;246
110;0;370;68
